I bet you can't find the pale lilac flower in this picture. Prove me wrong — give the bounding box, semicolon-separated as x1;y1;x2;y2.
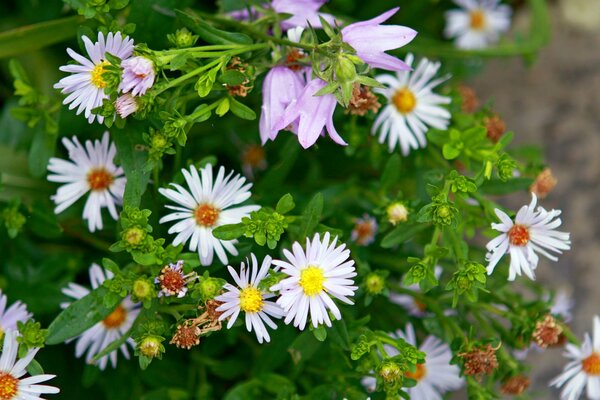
120;56;155;96
115;94;138;119
0;290;32;335
272;0;335;30
341;7;417;71
276;78;346;149
259;66;305;144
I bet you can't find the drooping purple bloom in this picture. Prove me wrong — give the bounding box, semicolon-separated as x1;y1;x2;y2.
275;78;346;149
272;0;335;30
341;7;417;71
120;56;155;96
259;66;306;144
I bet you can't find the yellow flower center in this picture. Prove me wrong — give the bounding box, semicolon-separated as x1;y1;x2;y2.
508;224;530;246
90;61;110;89
0;372;18;400
469;10;486;30
299;266;325;296
194;203;220;227
239;287;263;313
87;167;114;191
102;305;127;329
583;353;600;375
392;87;417;114
404;363;427;381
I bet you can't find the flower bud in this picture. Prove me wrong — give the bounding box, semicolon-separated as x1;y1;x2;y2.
138;335;164;358
197;276;223;301
364;273;385;295
168;28;198;48
115;94;139;119
335;56;357;83
132;278;154;301
378;360;403;384
386;202;408;225
122;226;146;247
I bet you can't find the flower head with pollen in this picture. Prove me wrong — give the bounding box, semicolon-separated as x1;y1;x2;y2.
351;214;378;246
271;232;357;330
444;0;512;50
215;254;284;344
54;31;134;124
61;263;140;370
0;331;60;399
159;164;260;266
485;193;571;281
47;132;126;233
551;316;600;399
361;323;463;398
373;54;451;156
155;260;196;298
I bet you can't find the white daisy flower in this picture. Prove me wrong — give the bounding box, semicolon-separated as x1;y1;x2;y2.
47;131;126;233
54;31;134;124
444;0;512;50
485;193;571;281
361;323;464;399
372;54;451;155
0;330;60;399
215;254;284;343
551;315;600;400
158;164;260;266
61;263;140;370
389;266;442;317
270;232;358;330
0;290;31;337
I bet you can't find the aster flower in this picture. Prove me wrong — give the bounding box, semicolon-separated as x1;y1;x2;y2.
276;78;347;149
372;54;451;155
389;266;442;317
47;131;126;233
54;31;134;124
551;316;600;400
0;290;31;336
0;330;60;399
215;254;284;343
155;260;196;298
485;193;571;281
159;164;260;266
351;214;378;246
61;263;140;370
119;56;155;96
341;7;417;71
362;324;463;398
272;0;335;30
444;0;512;50
259;66;305;144
270;232;357;330
114;93;138;119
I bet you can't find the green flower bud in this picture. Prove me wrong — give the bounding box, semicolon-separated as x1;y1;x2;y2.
137;335;165;358
168;28;198;48
364;273;386;295
16;320;47;350
386;202;408;225
378;360;403;384
122;226;146;247
197;277;224;301
132;278;154;301
335;56;357;83
2;204;26;239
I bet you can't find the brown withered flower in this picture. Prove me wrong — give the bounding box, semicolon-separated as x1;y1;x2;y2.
459;344;499;376
530;168;557;199
533;314;563;348
346;84;381;116
501;375;530;396
458;84;479;113
484;114;506;143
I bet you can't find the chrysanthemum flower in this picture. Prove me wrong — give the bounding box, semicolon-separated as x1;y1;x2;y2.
551;316;600;400
119;56;155;96
362;324;463;398
115;94;139;119
54;32;134;124
270;232;357;330
47;131;126;233
341;7;417;71
0;330;60;399
389;266;442;317
215;254;284;343
351;214;378;246
61;264;140;370
372;54;451;155
0;290;31;337
159;164;260;266
485;193;571;281
155;260;196;298
444;0;512;50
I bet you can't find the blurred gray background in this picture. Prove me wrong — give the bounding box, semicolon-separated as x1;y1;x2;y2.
471;1;600;397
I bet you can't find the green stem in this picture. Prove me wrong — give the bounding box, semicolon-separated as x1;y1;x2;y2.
153;58;224;96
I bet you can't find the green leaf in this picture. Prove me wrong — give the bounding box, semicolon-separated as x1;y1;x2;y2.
219;70;246;86
101;258;120;274
46;286;116;345
26;358;44;376
380;154;401;192
442;144;461;160
381;223;430;248
480;177;534;195
212;223;246;240
113;129;151;208
176;9;253;45
216;97;230;117
312;325;327;342
275;193;295;214
229;97;256;120
28;125;57;178
299;193;323;239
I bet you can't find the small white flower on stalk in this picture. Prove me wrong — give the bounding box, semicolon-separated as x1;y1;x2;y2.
114;94;139;119
215;254;284;344
373;54;451;156
485;193;571;281
271;232;358;330
351;214;378;246
0;330;60;399
159;164;260;266
0;290;31;338
54;32;134;124
444;0;512;50
362;324;464;398
551;316;600;400
119;56;155;96
62;264;140;370
47;131;126;233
